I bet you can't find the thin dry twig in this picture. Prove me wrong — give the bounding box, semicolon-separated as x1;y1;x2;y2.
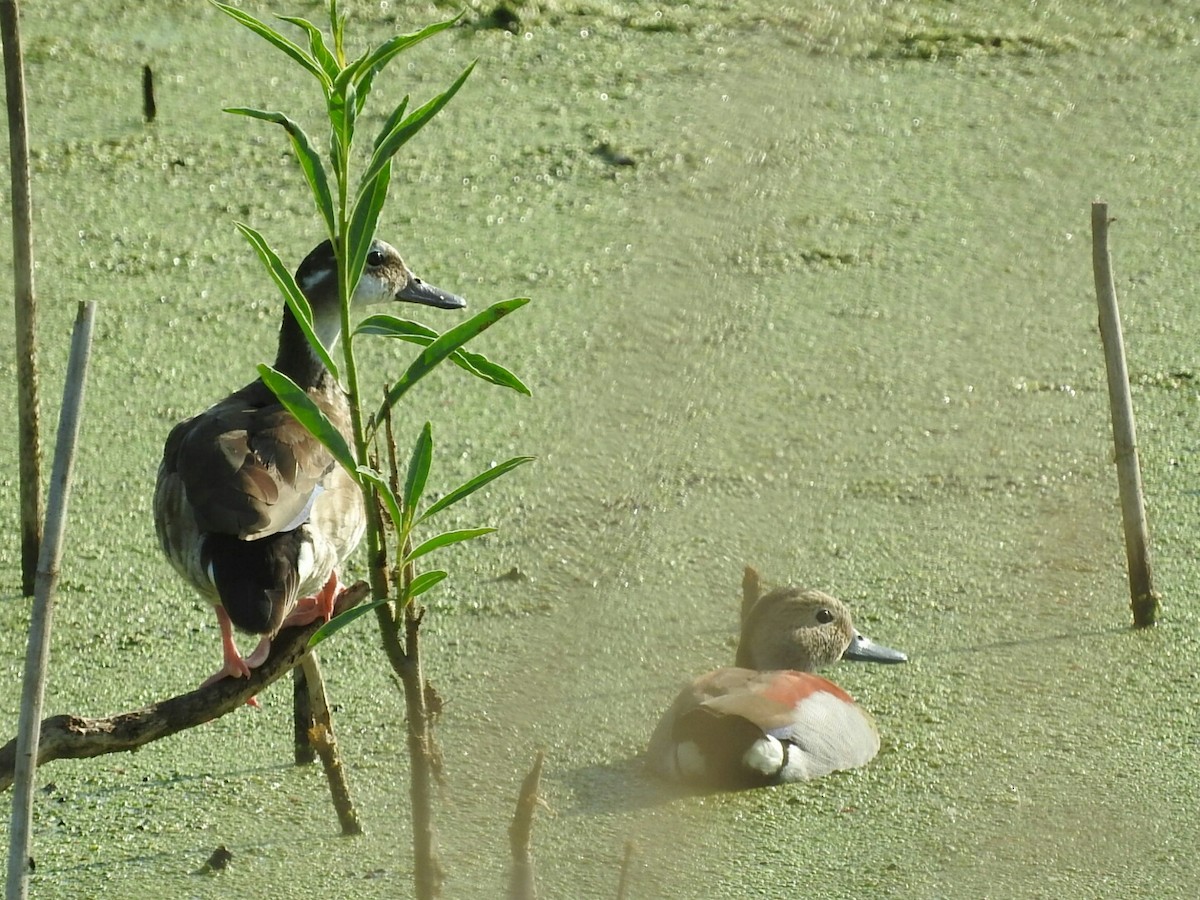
293;665;316;766
740;564;762;624
508;749;546;900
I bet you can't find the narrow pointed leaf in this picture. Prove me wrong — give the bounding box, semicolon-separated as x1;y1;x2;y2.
332;47;373;113
328;0;344;59
405;528;495;563
258;364;357;474
277;14;339;82
235;224;340;380
371;97;410;154
347;160;392;294
357;464;404;533
355;314;531;394
361;61;475;194
420;456;535;521
309;596;389;647
224;110;335;239
355;17;461;89
354;314;436;339
404;423;434;519
404;569;448;600
212;2;329;88
377;297;530;422
329;79;357;162
438;343;530;394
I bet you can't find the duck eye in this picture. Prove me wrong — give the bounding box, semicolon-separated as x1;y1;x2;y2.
815;608;835;624
366;248;385;267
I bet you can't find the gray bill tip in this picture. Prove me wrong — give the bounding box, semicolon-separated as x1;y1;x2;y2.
399;277;467;310
842;631;908;664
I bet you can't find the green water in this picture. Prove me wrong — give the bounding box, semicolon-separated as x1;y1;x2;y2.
2;1;1200;897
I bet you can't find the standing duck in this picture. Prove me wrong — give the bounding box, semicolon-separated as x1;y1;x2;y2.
647;568;906;789
154;239;465;687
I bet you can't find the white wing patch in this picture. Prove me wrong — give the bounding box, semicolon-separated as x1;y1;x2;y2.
279;484;323;533
770;690;880;781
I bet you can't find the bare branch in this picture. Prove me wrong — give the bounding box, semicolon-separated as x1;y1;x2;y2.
0;582;369;791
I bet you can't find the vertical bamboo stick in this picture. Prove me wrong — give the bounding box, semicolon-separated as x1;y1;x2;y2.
1;0;41;597
6;302;96;900
1091;202;1160;628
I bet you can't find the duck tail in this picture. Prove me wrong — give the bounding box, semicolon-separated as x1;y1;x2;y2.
203;531;302;637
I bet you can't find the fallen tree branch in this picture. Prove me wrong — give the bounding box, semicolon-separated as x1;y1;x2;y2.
0;581;369;791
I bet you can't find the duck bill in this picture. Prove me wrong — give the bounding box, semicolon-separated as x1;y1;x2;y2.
842;631;907;664
397;277;467;310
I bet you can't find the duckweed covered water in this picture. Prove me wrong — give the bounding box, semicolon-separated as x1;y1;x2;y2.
2;1;1200;897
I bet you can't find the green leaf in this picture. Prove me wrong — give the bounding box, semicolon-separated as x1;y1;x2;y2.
257;364;357;474
346;160;392;295
376;297;530;422
277;14;340;82
235;224;340;380
403;423;434;521
355;314;531;395
309;596;389;647
405;528;495;563
372;97;410;154
224;110;335;240
421;456;535;521
354;315;436;339
405;569;448;600
360;61;475;196
355;16;462;89
357;464;404;533
441;344;530;394
328;78;357;163
211;1;330;89
328;0;345;61
333;48;373;115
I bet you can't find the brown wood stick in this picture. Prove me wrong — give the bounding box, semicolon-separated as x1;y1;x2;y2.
299;652;362;835
0;581;369;791
1091;202;1160;627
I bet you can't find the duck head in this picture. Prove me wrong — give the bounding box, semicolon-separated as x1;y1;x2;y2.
734;586;907;671
277;238;466;381
295;238;466;346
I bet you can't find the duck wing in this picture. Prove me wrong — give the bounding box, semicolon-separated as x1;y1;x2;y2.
648;668;880;788
161;378;342;541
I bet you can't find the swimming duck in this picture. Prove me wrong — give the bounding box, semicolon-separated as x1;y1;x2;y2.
647;569;906;789
154;239;465;688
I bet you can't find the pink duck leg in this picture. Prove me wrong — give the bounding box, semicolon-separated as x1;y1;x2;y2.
279;571;344;630
198;573;346;707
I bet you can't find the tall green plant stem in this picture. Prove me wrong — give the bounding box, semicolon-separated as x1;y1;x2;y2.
334;173;442;895
379;415;442;897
